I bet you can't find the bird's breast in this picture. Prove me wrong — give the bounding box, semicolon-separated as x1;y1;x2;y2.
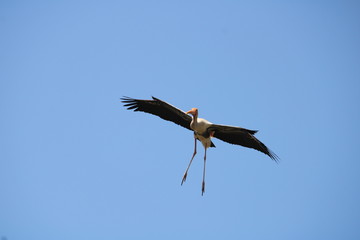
190;118;212;135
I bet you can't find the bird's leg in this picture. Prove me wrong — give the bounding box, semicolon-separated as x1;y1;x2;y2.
181;136;197;185
202;147;207;196
201;131;215;195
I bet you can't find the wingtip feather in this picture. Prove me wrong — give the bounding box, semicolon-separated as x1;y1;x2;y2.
268;150;280;163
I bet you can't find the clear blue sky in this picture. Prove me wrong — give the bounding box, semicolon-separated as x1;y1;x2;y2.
1;1;360;239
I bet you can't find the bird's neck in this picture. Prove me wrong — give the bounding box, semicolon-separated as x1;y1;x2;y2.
193;113;198;122
190;114;198;130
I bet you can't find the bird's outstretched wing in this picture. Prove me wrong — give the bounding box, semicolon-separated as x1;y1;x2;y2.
209;124;279;161
121;96;192;130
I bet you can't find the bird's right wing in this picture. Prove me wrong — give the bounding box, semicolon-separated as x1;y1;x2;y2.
209;124;279;161
121;96;192;130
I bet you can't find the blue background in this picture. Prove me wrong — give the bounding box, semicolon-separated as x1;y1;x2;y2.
1;1;360;239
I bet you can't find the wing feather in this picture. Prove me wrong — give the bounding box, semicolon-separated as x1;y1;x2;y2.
209;124;279;162
121;96;192;130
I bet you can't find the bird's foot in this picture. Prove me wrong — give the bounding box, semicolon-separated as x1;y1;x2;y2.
181;172;188;185
201;181;205;196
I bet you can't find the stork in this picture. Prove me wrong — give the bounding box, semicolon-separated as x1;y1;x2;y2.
121;96;278;195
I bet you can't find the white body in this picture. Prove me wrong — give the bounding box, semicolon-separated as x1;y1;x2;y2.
190;117;213;149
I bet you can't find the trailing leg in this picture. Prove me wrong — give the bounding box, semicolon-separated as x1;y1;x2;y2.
181;136;197;185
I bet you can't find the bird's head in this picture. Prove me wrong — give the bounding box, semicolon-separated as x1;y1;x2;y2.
186;108;198;117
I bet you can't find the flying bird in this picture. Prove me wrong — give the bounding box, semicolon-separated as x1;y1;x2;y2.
121;96;278;195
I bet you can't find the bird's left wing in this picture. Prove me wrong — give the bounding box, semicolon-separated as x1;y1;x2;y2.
121;96;192;130
209;124;279;161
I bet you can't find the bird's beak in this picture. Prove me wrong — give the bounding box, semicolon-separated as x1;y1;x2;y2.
186;109;194;115
186;108;197;116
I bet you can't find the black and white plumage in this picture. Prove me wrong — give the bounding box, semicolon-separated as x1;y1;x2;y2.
121;96;278;195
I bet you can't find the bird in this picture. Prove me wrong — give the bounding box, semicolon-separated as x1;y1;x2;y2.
121;96;278;195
